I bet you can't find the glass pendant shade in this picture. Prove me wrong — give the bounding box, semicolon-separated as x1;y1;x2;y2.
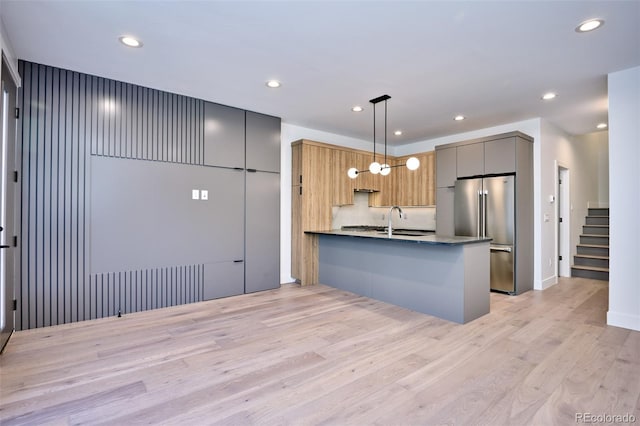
380;164;391;176
369;161;381;174
347;167;359;179
406;156;420;171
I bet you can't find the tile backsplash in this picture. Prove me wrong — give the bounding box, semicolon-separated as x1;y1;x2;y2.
332;192;436;230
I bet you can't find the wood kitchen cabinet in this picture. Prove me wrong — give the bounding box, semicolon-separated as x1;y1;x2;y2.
396;152;435;206
332;148;356;206
292;139;437;283
352;151;382;193
291;140;334;285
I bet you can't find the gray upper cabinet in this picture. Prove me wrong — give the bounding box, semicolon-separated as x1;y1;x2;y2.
456;143;484;178
436;146;457;188
484;137;516;175
456;136;517;178
246;111;281;173
204;102;245;168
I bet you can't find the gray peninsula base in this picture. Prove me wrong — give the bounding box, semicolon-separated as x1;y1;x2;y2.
317;234;490;323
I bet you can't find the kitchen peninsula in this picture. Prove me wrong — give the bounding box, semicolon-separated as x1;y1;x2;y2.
305;230;492;324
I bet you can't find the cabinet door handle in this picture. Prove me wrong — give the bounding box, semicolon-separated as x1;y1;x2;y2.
299;187;302;195
247;168;257;173
233;259;244;263
233;167;244;171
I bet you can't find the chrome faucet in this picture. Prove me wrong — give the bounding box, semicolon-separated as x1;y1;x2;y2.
388;206;404;237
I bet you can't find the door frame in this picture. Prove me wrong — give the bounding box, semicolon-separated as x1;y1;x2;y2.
556;162;571;278
0;54;19;353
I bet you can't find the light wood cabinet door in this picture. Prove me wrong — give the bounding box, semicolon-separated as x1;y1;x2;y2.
292;143;302;187
291;141;333;283
352;151;381;191
291;185;302;279
390;152;434;206
371;157;399;206
332;149;356;206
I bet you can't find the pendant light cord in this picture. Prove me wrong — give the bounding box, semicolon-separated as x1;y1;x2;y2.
372;101;376;162
384;99;387;164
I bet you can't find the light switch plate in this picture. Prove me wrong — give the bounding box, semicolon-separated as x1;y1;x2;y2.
201;190;208;200
192;189;200;200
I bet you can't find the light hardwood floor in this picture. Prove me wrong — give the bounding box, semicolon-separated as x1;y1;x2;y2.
1;277;638;425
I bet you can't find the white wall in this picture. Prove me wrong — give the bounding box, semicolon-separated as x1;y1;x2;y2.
394;119;541;156
538;124;609;286
0;13;21;86
607;66;640;331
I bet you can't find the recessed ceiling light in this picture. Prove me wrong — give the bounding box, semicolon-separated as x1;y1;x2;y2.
575;19;604;33
597;123;608;129
351;105;363;112
394;130;402;136
266;80;281;88
119;35;143;48
454;115;465;121
541;92;557;101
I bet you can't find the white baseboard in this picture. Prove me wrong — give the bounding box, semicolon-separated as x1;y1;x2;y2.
535;275;558;290
607;311;640;331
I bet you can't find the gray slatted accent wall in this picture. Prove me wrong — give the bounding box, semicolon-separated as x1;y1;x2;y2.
17;61;206;330
88;265;203;319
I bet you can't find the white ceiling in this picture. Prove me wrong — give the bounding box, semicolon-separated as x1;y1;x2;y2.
2;1;639;145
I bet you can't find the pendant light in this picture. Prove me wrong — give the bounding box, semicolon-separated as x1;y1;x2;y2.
347;95;420;179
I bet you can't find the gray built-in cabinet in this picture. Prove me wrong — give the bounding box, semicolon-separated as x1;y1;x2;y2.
16;60;280;330
435;131;533;294
203;102;281;299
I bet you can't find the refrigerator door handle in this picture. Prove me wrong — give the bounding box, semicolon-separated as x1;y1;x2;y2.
490;246;512;253
477;190;482;237
483;190;488;237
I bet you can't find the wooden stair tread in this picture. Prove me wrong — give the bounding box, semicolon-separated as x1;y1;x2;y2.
584;224;609;228
581;234;609;238
586;215;609;218
571;265;609;272
574;254;609;260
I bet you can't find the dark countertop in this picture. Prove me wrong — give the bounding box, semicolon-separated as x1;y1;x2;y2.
305;229;492;246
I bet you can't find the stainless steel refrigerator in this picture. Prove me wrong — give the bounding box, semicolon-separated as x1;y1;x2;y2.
454;175;515;293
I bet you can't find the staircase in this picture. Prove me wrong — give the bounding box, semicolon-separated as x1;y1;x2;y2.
571;208;609;281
